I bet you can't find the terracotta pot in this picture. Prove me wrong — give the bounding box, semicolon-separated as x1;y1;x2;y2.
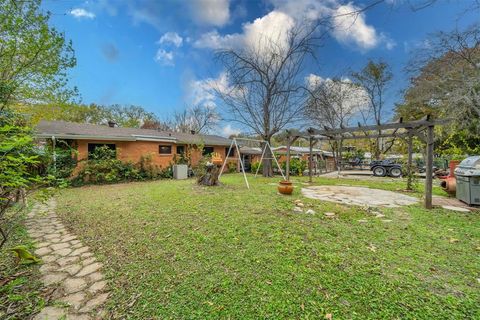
441;176;456;195
278;180;294;195
440;160;460;195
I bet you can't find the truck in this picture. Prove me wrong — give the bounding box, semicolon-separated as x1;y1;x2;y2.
370;159;403;178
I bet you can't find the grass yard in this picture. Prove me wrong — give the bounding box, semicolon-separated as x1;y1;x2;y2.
55;174;479;319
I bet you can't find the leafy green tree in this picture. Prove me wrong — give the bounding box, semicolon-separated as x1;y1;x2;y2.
0;0;77;109
0;110;41;248
396;24;480;156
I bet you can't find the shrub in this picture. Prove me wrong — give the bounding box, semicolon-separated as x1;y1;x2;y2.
250;161;262;174
73;146;141;185
72;148;175;185
137;154;162;179
282;158;307;176
227;161;237;173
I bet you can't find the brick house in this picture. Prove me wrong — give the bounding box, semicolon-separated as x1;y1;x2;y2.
35;120;235;170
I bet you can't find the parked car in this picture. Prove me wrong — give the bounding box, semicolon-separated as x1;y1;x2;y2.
370;160;403;177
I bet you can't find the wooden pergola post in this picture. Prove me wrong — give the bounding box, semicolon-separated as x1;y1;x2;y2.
406;132;413;191
308;136;314;183
424;125;434;209
286;135;291;181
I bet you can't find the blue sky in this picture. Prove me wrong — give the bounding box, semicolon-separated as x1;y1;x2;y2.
41;0;479;135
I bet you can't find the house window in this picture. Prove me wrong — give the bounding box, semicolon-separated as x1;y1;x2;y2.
159;145;172;155
225;147;235;157
176;145;185;155
87;143;116;159
202;146;214;156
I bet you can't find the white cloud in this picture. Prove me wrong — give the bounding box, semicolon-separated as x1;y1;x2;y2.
195;0;393;52
270;0;332;22
194;10;294;54
154;49;174;66
221;124;241;137
307;74;370;113
331;3;378;50
185;72;239;109
190;0;230;27
194;30;240;49
384;36;397;50
70;8;96;19
305;74;325;89
159;32;183;47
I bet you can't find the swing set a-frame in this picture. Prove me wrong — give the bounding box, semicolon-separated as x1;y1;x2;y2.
219;137;285;189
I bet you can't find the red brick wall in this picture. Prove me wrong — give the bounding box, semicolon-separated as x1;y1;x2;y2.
75;140;232;169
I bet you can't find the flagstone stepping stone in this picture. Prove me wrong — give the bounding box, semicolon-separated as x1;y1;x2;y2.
51;242;70;250
79;293;109;313
77;263;103;277
60;292;86;309
71;246;89;256
60;263;83;276
64;277;88;294
33;306;66;320
35;247;52;256
88;280;107;294
301;186;418;207
43;273;68;285
87;272;104;283
26;199;109;319
442;205;470;212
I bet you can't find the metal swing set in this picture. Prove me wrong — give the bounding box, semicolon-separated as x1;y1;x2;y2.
218;137;285;189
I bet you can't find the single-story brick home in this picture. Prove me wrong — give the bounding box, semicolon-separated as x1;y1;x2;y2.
35;120;235;169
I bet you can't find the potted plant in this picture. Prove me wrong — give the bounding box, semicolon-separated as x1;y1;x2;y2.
278;180;293;195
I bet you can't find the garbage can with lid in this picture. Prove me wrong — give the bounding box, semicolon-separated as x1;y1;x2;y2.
454;156;480;205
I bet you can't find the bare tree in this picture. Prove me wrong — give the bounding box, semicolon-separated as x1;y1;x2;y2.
172;105;219;134
213;23;322;176
140;119;172;131
305;78;368;169
351;60;393;159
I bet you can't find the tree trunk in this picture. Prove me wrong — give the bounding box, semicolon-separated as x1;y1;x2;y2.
261;140;273;177
197;164;221;186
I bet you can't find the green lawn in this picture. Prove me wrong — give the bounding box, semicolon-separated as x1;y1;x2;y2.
55;174;479;319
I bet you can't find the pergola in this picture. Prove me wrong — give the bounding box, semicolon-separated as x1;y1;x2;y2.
284;116;449;209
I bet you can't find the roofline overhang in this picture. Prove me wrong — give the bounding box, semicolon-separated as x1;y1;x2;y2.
35;133;176;143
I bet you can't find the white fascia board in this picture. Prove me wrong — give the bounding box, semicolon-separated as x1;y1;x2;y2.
35;134;136;141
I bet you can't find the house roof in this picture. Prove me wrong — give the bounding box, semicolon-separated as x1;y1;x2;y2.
35;120;232;146
273;146;334;157
239;146;263;155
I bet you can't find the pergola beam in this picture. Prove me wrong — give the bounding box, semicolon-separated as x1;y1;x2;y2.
282;116;449;210
307;119;448;137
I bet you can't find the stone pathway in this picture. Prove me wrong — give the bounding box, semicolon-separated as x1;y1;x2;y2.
301;185;418;207
25;199;108;320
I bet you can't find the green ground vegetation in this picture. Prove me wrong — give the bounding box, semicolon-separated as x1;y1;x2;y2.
54;174;479;319
0;210;45;319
